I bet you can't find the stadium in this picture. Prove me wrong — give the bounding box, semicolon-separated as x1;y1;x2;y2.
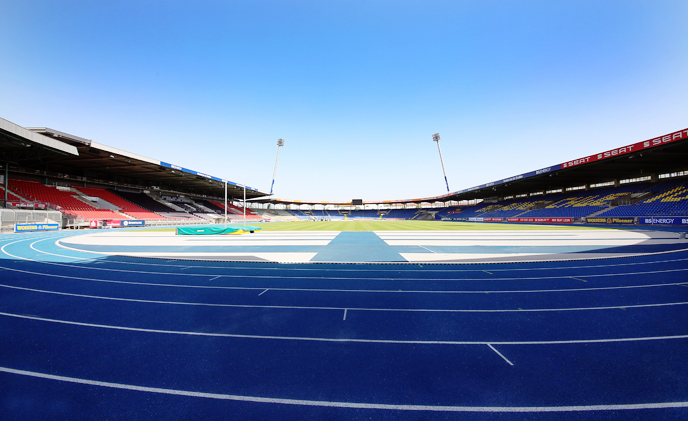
4;2;688;419
2;114;688;420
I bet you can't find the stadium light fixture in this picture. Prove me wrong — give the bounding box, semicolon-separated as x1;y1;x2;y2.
270;138;284;195
432;133;450;192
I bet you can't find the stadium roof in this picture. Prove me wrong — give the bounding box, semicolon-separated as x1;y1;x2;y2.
0;117;79;159
2;116;686;206
0;117;267;200
263;127;688;205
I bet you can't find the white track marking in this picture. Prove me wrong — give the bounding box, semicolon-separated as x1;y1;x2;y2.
100;252;318;262
487;344;514;366
2;311;688;345
1;262;687;295
45;229;687;264
418;245;437;253
22;236;688;273
387;240;648;246
5;241;688;283
343;309;348;320
2;366;687;412
2;283;688;313
209;276;222;281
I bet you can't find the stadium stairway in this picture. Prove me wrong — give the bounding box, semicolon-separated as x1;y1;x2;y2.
586;206;615;218
76;187;164;221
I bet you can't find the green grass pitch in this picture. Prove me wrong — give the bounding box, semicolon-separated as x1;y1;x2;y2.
253;220;600;231
138;221;603;233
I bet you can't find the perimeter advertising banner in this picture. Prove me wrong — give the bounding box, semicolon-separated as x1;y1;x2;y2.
468;217;504;222
106;219;145;227
7;202;47;209
507;217;573;223
97;219;146;228
586;217;635;224
639;217;688;226
14;223;60;232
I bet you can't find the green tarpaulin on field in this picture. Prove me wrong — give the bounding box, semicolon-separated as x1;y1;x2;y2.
176;225;262;235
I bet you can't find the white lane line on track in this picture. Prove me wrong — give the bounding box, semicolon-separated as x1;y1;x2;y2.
3;283;688;313
343;309;348;320
487;344;514;366
23;237;688;273
418;245;437;254
2;367;687;413
6;240;688;283
2;311;688;345
1;262;687;295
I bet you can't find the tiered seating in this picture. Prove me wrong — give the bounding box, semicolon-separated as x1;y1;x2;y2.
325;210;346;220
112;191;198;219
349;210;379;219
311;210;331;219
166;198;219;220
0;186;23;202
434;207;461;218
225;202;261;219
209;201;262;220
289;210;313;220
479;197;553;218
519;185;641;219
196;199;227;214
598;181;688;217
382;209;421;219
74;187;164;220
9;179;125;220
438;202;497;219
262;209;300;221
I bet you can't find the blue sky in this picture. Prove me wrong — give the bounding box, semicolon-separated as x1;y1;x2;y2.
1;1;687;201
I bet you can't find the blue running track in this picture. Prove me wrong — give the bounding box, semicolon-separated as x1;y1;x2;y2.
1;229;687;420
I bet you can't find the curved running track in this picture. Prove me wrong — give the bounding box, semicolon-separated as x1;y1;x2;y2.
1;228;688;420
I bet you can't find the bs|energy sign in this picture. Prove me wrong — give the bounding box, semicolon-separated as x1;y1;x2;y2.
639;217;688;226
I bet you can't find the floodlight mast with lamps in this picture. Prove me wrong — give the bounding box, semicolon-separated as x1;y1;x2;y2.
270;138;284;195
433;133;450;192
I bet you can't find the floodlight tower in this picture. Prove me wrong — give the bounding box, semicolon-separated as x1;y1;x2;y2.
270;138;284;195
433;133;450;192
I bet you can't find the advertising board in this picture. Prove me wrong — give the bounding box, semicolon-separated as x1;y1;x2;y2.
638;217;688;226
14;223;60;232
506;217;573;223
586;217;635;224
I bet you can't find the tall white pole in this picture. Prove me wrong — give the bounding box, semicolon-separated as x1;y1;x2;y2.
224;180;227;226
433;133;450;192
243;185;246;224
270;138;284;195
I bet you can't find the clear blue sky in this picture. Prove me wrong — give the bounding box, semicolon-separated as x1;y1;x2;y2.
2;1;687;201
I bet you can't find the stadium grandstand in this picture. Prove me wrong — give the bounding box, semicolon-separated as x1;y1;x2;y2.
2;115;688;229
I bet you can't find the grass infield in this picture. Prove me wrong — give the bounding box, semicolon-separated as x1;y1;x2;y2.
140;221;602;232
